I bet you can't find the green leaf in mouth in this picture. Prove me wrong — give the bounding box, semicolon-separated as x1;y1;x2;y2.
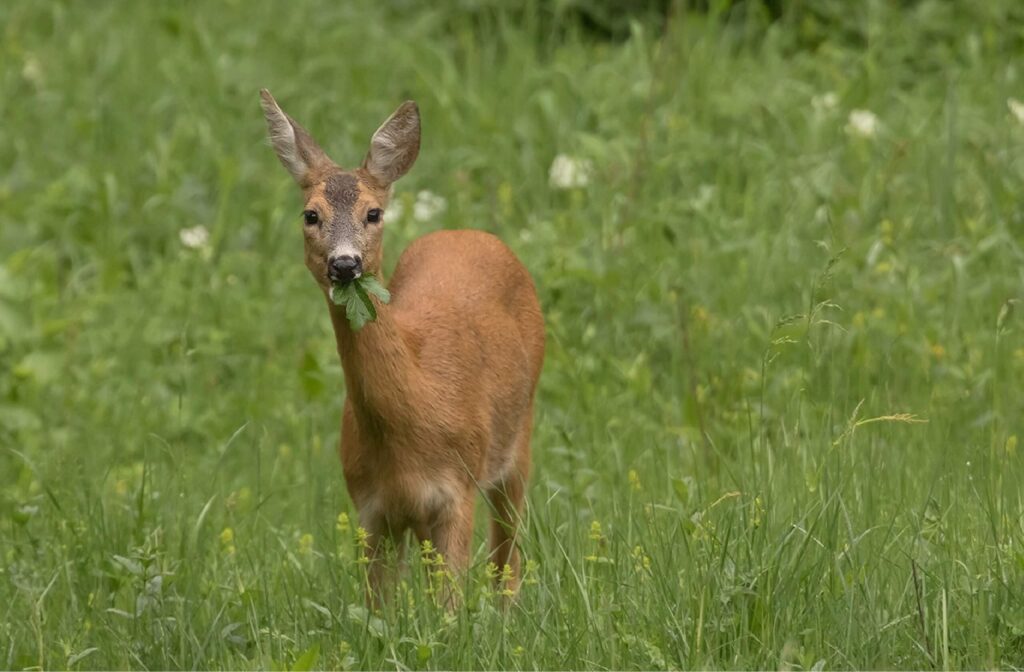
329;274;391;331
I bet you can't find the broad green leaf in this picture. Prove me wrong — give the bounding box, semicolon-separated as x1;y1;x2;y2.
329;275;390;331
329;283;345;306
352;280;377;324
292;642;320;672
359;274;391;304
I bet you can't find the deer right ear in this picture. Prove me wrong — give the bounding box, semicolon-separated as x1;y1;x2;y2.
259;89;331;186
363;101;421;186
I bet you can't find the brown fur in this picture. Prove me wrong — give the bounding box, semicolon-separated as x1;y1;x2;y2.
260;90;545;603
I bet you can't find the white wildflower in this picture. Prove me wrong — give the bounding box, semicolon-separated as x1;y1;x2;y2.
548;154;592;189
690;184;715;211
1008;98;1024;125
22;55;44;87
846;109;880;138
811;92;838;114
386;197;405;223
413;190;447;222
179;225;210;250
16;504;39;518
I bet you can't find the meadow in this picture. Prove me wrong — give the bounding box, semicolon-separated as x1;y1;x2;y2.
2;0;1024;668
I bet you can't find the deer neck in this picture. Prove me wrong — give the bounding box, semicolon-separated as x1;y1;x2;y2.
327;294;417;426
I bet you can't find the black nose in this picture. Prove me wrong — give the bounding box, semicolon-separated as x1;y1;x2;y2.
328;255;362;283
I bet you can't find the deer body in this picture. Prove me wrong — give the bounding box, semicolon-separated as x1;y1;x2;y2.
332;230;543;577
260;90;544;601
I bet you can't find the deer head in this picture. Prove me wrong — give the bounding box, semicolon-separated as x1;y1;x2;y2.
259;89;420;290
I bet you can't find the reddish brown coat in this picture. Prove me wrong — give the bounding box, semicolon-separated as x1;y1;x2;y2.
260;90;544;602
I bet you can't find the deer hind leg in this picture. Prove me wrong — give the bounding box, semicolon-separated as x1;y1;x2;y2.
486;425;531;595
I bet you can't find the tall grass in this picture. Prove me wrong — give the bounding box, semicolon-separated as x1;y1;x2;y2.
1;0;1023;668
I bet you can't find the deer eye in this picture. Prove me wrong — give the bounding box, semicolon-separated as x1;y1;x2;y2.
302;210;319;226
366;208;382;224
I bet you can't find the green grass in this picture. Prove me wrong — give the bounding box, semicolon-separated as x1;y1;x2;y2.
2;0;1024;668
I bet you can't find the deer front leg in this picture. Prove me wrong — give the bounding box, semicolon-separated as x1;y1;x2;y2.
422;492;475;608
362;517;406;610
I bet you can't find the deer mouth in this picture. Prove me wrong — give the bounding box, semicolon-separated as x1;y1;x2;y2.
328;270;361;286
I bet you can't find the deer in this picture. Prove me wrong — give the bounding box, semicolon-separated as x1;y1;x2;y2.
259;90;545;605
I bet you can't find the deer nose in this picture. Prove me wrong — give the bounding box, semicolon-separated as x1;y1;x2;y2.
328;255;362;284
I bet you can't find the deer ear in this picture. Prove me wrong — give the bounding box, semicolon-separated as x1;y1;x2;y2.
259;89;331;185
363;101;420;186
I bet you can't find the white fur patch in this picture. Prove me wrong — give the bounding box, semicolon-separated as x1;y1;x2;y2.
420;480;457;515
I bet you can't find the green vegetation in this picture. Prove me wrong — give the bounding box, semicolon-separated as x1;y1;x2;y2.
2;0;1023;668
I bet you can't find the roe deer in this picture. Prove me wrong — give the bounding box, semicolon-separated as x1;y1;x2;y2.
259;90;545;603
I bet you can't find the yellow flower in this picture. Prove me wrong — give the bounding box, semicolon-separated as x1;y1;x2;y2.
499;564;516;597
879;219;894;244
631;545;652;576
421;539;440;565
239;487;252;510
299;533;314;556
523;559;540;586
336;512;350;534
930;343;946;360
586;520;608;564
628;469;642;492
692;305;710;324
220;527;236;556
498;182;513;216
355;527;371;564
485;561;500;581
752;496;765;528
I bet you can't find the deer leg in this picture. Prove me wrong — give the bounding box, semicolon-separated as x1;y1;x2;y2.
486;433;529;596
363;517;406;609
425;492;475;608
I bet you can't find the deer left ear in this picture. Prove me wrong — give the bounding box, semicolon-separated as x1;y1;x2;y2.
259;89;332;186
363;101;420;186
